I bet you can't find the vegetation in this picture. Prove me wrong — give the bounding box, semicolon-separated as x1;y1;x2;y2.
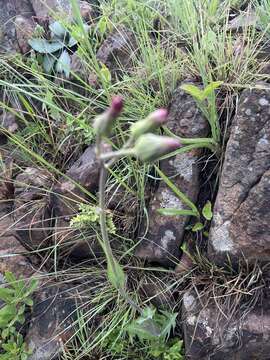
0;0;268;359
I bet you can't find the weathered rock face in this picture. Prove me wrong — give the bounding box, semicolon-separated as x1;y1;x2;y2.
182;291;270;360
15;15;36;54
51;145;100;258
14;167;53;251
135;85;209;267
97;25;137;79
208;84;270;265
26;284;77;360
0;0;35;53
30;0;71;20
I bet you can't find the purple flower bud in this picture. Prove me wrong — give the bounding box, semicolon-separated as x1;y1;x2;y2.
94;96;124;137
130;108;168;139
133;134;181;162
110;96;124;117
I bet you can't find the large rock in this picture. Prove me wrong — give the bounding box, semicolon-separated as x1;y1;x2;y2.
0;0;34;53
182;290;270;359
30;0;71;20
51;145;101;259
97;25;137;79
14;167;53;251
135;85;209;267
208;84;270;265
26;284;78;360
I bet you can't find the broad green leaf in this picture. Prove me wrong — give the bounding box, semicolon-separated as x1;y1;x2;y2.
203;81;223;98
181;84;205;102
0;287;15;302
192;222;204;232
49;21;67;38
56;50;71;78
0;304;16;328
158;208;197;217
107;259;125;289
28;38;63;54
43;54;56;74
1;327;9;340
202;200;213;220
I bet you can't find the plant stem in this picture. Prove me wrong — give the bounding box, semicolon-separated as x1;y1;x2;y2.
97;139;142;314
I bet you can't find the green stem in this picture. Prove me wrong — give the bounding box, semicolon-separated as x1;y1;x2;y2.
96;139;142;314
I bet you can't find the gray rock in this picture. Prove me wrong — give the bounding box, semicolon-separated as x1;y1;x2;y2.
96;25;137;79
26;284;77;360
135;85;209;267
0;0;34;53
15;15;36;54
51;145;101;258
183;290;270;359
208;84;270;265
30;0;71;20
14;167;53;251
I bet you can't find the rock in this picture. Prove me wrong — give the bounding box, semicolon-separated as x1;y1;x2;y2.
208;84;270;265
0;167;36;278
26;283;77;360
15;15;36;54
0;0;35;53
30;0;71;20
96;25;137;79
0;112;18;144
70;52;98;87
79;1;96;23
175;252;194;275
14;167;53;251
51;145;100;258
139;278;175;310
0;112;18;133
135;85;209;267
30;0;96;23
182;290;270;359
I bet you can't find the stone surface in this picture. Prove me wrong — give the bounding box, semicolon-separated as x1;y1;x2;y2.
51;145;100;258
208;84;270;265
97;25;137;79
135;85;209;267
26;283;77;360
0;166;36;278
183;290;270;360
15;15;36;54
14;167;53;251
0;0;35;53
30;0;71;20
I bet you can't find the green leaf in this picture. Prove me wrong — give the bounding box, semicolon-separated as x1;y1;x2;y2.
202;200;213;220
203;81;223;98
107;259;125;290
56;50;71;78
100;63;111;84
43;54;56;74
158;208;197;217
28;38;63;54
4;271;16;285
24;297;34;307
181;84;205;102
192;222;204;232
49;21;67;39
68;36;78;47
1;327;10;340
0;287;15;302
97;16;108;36
0;304;16;328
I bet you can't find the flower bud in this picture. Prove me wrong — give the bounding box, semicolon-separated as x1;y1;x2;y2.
130;108;168;139
93;96;124;137
133;134;181;162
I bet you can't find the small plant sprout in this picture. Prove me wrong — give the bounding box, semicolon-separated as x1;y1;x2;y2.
94;96;181;332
